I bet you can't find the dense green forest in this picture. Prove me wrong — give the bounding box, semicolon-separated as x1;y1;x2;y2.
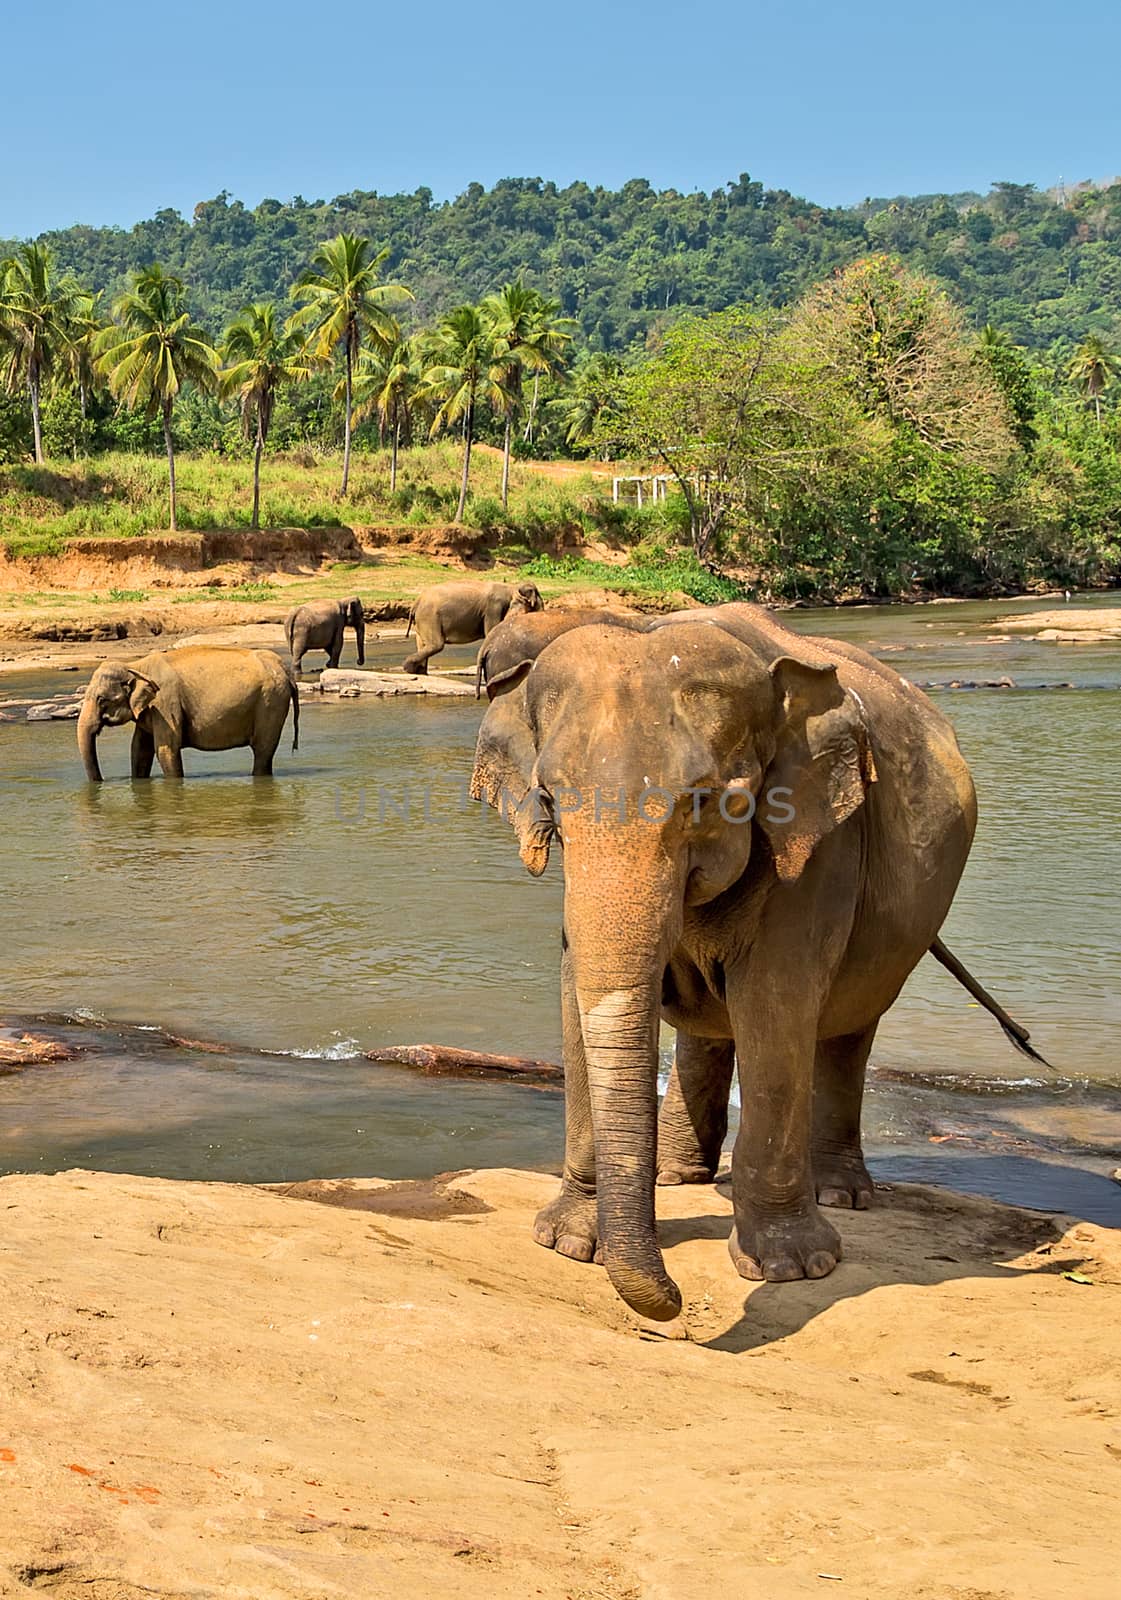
4;174;1121;358
2;174;1120;602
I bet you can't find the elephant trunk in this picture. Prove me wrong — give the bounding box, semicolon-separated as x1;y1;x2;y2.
354;615;366;667
77;699;103;782
567;839;685;1322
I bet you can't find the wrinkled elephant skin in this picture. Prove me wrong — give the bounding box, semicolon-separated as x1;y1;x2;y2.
403;580;543;674
471;602;978;1320
78;646;299;781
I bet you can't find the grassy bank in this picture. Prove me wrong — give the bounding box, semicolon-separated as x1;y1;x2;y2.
0;445;659;557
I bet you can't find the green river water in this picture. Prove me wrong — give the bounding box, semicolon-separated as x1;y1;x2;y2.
1;594;1118;1222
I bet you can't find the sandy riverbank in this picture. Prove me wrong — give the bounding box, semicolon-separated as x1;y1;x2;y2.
998;606;1121;642
0;1167;1116;1598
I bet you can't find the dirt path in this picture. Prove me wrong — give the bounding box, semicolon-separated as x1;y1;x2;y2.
0;1167;1115;1598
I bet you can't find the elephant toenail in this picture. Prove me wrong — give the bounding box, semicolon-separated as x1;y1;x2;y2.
763;1256;803;1282
557;1234;595;1262
805;1251;837;1279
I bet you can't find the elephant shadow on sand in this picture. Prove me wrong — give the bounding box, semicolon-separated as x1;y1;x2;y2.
655;1169;1106;1353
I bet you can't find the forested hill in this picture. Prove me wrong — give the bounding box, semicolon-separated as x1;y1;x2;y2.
5;173;1121;357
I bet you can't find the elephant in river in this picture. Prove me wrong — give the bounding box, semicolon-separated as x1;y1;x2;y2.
471;602;1044;1321
474;606;646;696
285;597;365;673
78;647;299;781
403;580;543;675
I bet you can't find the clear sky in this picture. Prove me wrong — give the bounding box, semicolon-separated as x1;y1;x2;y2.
4;0;1118;237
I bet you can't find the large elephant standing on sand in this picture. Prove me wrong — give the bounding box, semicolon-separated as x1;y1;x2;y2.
78;647;299;781
285;597;365;674
403;580;543;674
471;603;1044;1321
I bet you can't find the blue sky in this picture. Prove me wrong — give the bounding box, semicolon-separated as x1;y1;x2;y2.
4;0;1118;237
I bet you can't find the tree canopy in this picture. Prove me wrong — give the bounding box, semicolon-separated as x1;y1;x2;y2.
6;173;1121;361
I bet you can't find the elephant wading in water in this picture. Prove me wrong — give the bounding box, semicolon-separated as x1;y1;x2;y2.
285;597;365;674
474;606;646;696
471;603;1045;1321
403;579;542;674
78;647;299;781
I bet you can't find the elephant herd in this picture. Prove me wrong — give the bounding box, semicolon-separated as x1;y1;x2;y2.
72;581;1043;1322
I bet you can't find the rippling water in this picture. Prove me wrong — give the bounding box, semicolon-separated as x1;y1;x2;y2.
2;596;1119;1216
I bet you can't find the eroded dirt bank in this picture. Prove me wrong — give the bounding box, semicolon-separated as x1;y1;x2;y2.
0;1168;1116;1599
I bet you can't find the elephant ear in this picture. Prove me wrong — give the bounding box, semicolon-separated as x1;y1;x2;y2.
759;656;877;884
470;665;553;876
127;667;161;719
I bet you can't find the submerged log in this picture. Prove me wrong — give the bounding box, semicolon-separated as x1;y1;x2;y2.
364;1043;562;1084
0;1028;82;1070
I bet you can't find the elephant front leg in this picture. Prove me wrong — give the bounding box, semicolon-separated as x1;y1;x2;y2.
657;1034;734;1185
130;724;155;779
532;944;600;1264
726;965;841;1283
813;1027;876;1211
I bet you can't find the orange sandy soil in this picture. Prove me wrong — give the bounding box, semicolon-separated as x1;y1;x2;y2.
0;1167;1116;1599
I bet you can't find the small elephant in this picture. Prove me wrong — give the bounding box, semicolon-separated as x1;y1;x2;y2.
403;580;543;675
285;597;365;674
471;602;1044;1322
77;646;299;781
474;606;646;696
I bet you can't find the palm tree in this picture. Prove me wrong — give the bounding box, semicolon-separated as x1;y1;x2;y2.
421;305;503;523
221;303;310;529
1068;334;1120;427
351;335;423;493
561;351;624;454
484;279;541;508
96;265;218;531
290;233;412;495
0;243;83;464
63;290;105;421
519;291;577;447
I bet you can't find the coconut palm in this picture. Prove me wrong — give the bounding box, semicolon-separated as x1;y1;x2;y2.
0;243;84;464
62;290;105;420
483;280;541;508
289;233;413;495
350;335;423;493
519;291;577;446
221;303;311;529
561;350;624;454
1067;334;1120;427
421;305;506;523
95;265;218;531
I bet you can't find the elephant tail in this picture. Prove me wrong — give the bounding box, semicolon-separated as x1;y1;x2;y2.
928;936;1050;1065
288;670;300;753
284;611;296;653
405;602;415;639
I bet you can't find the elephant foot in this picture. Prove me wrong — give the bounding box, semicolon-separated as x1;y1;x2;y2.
813;1148;875;1211
656;1161;716;1186
728;1204;842;1283
532;1186;601;1265
401;655;428;676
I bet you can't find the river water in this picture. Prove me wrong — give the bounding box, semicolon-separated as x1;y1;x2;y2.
2;595;1119;1221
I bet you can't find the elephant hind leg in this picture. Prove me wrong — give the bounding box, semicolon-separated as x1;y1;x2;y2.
402;628;441;675
251;700;286;776
657;1034;735;1185
813;1025;877;1210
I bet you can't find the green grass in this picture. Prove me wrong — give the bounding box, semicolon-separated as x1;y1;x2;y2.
523;550;746;605
0;446;743;618
0;445;675;557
